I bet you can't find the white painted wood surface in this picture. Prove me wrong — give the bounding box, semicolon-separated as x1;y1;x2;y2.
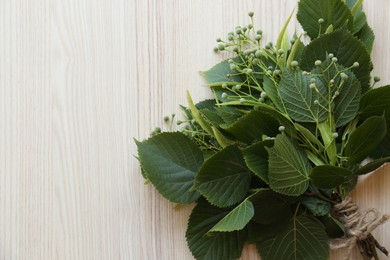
0;0;389;259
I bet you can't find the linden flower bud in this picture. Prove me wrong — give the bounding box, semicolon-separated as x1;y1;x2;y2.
291;61;299;67
248;24;253;29
213;47;218;52
332;57;338;63
340;73;348;81
314;100;319;105
278;126;286;132
235;85;242;90
261;92;267;98
231;85;237;91
315;60;322;66
176;120;183;125
230;64;237;70
334;90;340;96
232;46;239;53
155;127;161;133
259;97;265;103
248;11;254;17
310;83;316;89
252;58;259;65
318;18;325;24
273;70;281;76
236;28;242;35
245;68;253;74
242;26;247;32
353;62;360;68
328;53;334;59
217;43;225;51
374;76;381;82
228;35;234;41
267;70;272;75
255;35;262;41
278;49;285;55
332;133;339;139
164;116;170;122
310;78;316;83
330;79;335;85
222;83;227;89
239;98;246;104
222;92;228;99
256;30;263;35
216;38;222;42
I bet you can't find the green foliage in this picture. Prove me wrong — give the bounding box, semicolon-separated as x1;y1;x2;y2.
135;1;390;259
300;28;373;92
310;165;352;189
135;132;203;203
186;199;247;260
267;135;311;196
256;215;329;260
195;145;252;207
209;199;254;232
297;0;353;39
345;116;387;165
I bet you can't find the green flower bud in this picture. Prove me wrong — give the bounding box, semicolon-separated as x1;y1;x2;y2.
330;79;335;85
231;85;237;91
315;60;322;66
213;47;218;52
248;24;253;29
267;70;272;75
278;126;285;132
328;53;334;59
239;98;246;104
318;18;324;24
332;133;339;139
334;90;340;96
310;78;316;83
164;116;170;122
273;70;281;76
242;26;247;32
314;100;319;105
278;49;285;55
268;66;273;70
235;85;242;90
291;61;299;67
230;64;237;70
248;11;254;17
256;30;263;35
374;76;381;82
353;62;359;68
259;97;265;103
236;28;242;35
260;92;267;98
228;35;234;41
232;46;239;53
222;92;228;99
176;120;183;125
154;127;161;133
332;57;338;63
310;83;316;89
222;83;227;89
340;73;348;81
252;58;259;65
216;38;222;42
217;43;225;51
255;35;262;41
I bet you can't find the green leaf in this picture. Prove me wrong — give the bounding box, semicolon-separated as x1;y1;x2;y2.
257;215;329;260
187;91;214;136
200;109;225;127
209;200;254;232
319;215;345;238
301;196;331;216
359;85;390;120
195;145;252;207
242;140;274;183
312;61;361;127
186;199;246;260
250;189;293;225
356;23;375;53
279;68;328;123
135;132;202;203
222;110;280;144
266;135;311;196
345;116;387;165
310;165;351;189
301;28;373;92
202;59;243;84
297;0;353;39
354;157;390;175
216;106;244;125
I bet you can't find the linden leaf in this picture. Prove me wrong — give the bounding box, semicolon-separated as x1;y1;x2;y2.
257;215;329;260
135;132;202;203
195;145;252;207
266;135;311;196
186;199;246;260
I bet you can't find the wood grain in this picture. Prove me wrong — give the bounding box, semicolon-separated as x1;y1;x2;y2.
0;0;388;259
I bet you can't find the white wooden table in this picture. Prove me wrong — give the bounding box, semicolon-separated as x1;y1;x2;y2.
0;0;389;259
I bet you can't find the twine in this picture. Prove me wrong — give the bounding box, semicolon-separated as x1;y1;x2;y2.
329;197;390;259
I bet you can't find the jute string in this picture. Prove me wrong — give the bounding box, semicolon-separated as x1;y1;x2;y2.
329;196;390;259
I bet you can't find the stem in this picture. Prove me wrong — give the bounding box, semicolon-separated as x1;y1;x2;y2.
304;191;337;205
